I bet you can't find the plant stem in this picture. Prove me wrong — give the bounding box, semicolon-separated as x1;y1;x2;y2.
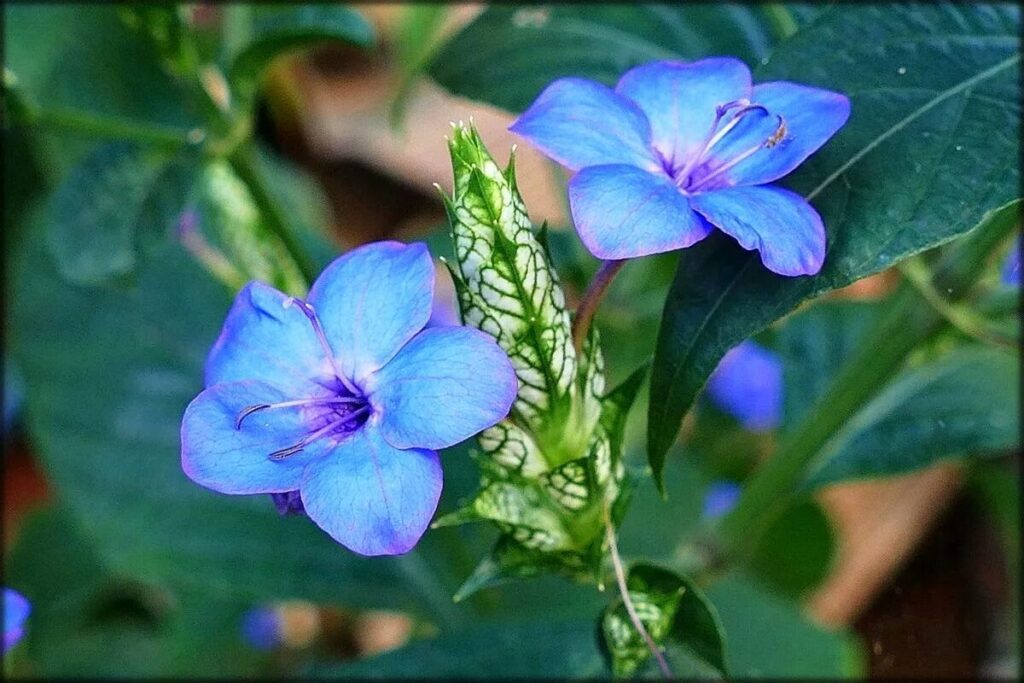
572;259;626;352
22;105;198;150
227;144;318;287
604;502;673;680
712;201;1019;564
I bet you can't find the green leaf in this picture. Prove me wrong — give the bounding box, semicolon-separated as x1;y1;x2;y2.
444;124;578;452
228;4;374;91
6;507;259;677
429;4;819;113
389;5;450;129
601;563;727;677
9;214;460;622
705;573;864;677
45;142;166;285
649;4;1021;485
748;498;835;598
804;346;1019;487
311;618;607;678
777;301;882;431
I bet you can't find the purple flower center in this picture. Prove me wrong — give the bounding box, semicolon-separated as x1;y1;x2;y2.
660;98;788;194
234;297;371;460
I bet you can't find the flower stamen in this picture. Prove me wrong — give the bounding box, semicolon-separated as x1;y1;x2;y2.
268;406;370;461
687;114;787;192
235;396;365;430
285;297;362;396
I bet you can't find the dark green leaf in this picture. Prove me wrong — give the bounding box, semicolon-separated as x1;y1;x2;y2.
778;301;881;431
429;4;819;113
649;4;1021;484
228;4;374;89
705;573;864;677
804;347;1019;487
311;619;607;678
748;498;835;597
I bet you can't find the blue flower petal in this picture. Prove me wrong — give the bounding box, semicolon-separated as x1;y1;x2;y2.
689;185;825;276
1002;237;1020;286
300;424;442;556
568;164;712;259
702;481;742;520
616;58;752;170
706;340;783;431
368;327;517;450
3;588;30;653
205;281;330;393
308;241;434;385
241;607;282;651
181;381;330;495
705;81;850;188
509;77;659;172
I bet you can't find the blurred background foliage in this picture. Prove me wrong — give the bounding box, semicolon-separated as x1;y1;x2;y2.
2;3;1019;678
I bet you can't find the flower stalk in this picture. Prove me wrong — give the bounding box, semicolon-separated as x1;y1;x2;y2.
572;259;626;353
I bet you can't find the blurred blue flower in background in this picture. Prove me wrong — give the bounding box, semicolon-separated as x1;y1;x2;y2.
3;588;30;653
181;241;517;556
702;481;743;520
511;58;849;276
241;606;282;652
1002;237;1020;286
706;339;783;431
3;360;24;439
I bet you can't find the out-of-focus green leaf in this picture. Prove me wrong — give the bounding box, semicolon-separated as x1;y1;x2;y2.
705;573;865;677
310;618;607;678
390;5;449;129
228;4;374;92
649;5;1020;485
748;498;835;598
778;300;881;430
804;347;1019;487
45;142;166;285
429;4;820;113
6;507;259;677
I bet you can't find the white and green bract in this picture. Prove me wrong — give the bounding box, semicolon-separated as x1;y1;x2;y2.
437;123;643;601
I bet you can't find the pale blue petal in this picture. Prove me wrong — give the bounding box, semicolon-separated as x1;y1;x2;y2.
706;340;783;431
509;77;660;172
1002;237;1020;286
300;424;442;556
568;164;712;259
180;381;329;495
689;185;825;276
205;281;330;393
368;327;517;450
307;241;434;385
702;481;742;520
704;81;850;188
616;58;751;170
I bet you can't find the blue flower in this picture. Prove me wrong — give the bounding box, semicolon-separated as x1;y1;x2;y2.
181;241;518;556
1002;237;1020;286
702;481;742;520
706;340;783;432
3;588;30;653
510;58;850;276
241;606;282;651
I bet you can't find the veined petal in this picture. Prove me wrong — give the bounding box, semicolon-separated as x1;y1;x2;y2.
307;241;434;384
568;164;712;260
616;58;752;169
369;327;517;450
181;381;329;495
300;424;442;556
689;185;826;276
705;81;850;188
509;77;659;172
205;281;329;393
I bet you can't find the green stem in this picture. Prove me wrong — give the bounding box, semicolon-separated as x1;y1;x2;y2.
227;144;319;286
22;105;197;150
762;3;800;40
712;201;1019;564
